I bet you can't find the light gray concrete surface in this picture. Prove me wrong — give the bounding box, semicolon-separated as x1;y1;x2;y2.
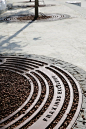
0;0;86;71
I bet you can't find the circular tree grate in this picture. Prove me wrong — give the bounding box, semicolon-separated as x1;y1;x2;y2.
0;13;70;22
0;56;82;129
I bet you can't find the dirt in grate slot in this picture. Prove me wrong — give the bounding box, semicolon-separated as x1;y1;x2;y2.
57;69;79;129
8;72;46;128
5;57;47;66
3;15;51;22
0;69;31;120
49;66;79;129
1;73;38;127
21;71;54;129
46;67;70;129
17;15;51;21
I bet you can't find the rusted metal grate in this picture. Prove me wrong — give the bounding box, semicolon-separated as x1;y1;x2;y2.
0;56;82;129
0;13;70;22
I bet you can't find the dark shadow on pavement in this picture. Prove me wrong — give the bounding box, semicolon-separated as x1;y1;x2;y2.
0;20;34;47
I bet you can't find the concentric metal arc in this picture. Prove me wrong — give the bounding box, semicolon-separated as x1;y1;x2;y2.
0;56;82;129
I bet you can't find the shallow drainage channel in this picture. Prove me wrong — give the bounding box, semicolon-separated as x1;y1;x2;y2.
0;56;82;129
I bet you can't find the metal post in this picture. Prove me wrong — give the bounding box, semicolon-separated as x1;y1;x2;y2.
35;0;38;19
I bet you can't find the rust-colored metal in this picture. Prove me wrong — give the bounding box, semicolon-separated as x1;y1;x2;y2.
0;13;70;22
0;56;82;129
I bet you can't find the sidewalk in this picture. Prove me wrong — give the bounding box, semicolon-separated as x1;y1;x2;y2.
0;0;86;72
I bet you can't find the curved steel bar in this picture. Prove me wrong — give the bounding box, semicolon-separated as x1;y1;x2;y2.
14;70;49;129
29;67;65;129
6;57;47;66
3;62;35;70
0;63;29;71
47;67;73;129
1;73;41;129
6;60;39;68
0;65;25;73
0;56;82;129
50;65;82;129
